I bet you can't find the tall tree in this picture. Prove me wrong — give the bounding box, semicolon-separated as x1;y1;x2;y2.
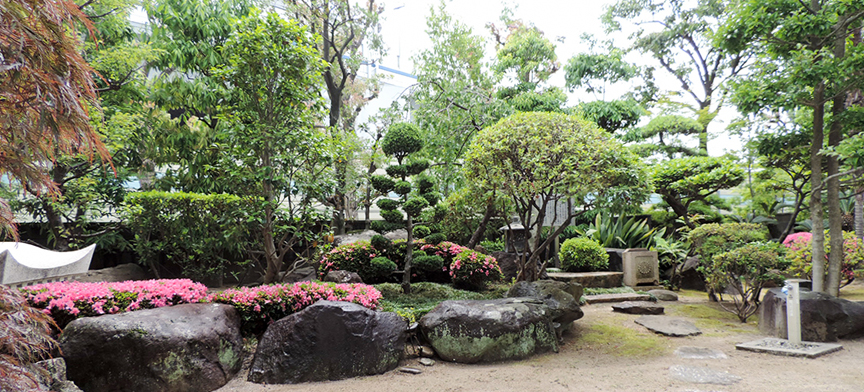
216;11;331;284
603;0;750;153
720;0;864;295
284;0;384;235
0;0;109;240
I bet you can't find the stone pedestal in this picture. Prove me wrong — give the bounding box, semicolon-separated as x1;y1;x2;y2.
622;248;658;287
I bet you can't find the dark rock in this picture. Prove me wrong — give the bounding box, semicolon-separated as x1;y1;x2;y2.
324;270;363;284
419;298;558;364
635;315;701;337
282;266;317;283
506;280;584;335
61;303;243;392
491;252;519;280
606;248;625;272
71;263;148;283
585;293;652;304
759;288;864;342
332;230;379;247
647;289;678;301
248;301;406;384
33;358;83;392
612;301;664;315
675;256;706;291
418;345;435;358
546;271;623;288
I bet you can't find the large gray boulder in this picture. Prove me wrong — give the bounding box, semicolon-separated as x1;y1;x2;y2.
33;358;83;392
61;303;243;392
419;298;558;363
675;256;706;291
332;230;379;246
248;301;406;384
491;252;519;280
759;288;864;342
506;280;584;335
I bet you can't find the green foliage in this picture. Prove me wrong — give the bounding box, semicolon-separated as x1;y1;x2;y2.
405;160;430;176
380;209;404;224
652;156;745;228
689;223;767;262
501;87;568;113
464;111;650;280
414;255;445;272
381;123;423;162
449;250;504;290
370;235;392;251
376;198;400;211
575;99;644;133
393;181;412;196
479;239;505;253
370;175;395;194
700;242;789;322
414;176;435;193
375;282;496;322
424;233;447;245
565;47;639;94
651;236;690;271
560;237;610;272
0;286;59;391
413;225;432;238
421;192;441;207
370;257;398;278
581;214;663;249
123;191;253;282
403;197;429;218
385;164;408;179
493;24;559;85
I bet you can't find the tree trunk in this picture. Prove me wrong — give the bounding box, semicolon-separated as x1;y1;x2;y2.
855;189;864;239
401;214;414;294
810;80;826;293
826;21;849;297
466;202;496;249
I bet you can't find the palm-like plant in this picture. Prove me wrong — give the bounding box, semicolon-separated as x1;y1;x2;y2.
580;214;664;249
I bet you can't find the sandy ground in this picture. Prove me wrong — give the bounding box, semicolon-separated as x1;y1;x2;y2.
216;288;864;392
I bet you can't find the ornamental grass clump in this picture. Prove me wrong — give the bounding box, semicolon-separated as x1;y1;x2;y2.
209;281;381;336
21;279;209;328
449;250;503;290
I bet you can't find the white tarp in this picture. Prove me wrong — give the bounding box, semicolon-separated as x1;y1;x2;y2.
0;242;95;286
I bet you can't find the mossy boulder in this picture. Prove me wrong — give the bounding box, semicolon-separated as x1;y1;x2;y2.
60;303;243;392
418;298;558;363
506;280;584;336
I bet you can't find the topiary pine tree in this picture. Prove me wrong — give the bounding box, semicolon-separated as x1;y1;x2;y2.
371;122;440;294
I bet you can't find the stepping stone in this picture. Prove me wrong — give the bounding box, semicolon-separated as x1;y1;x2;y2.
635;315;701;337
585;293;652;304
674;346;728;359
669;365;741;385
612;301;664;315
648;289;679;301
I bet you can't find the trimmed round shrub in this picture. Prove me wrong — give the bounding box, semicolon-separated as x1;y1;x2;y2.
385;164;408;179
382;123;423;160
413;225;431;238
424;233;446;245
559;237;609;272
371;220;402;233
412;250;427;258
405;160;430;176
370;234;392;251
370;175;395;194
370;257;398;278
414;175;434;193
414;255;444;272
449;250;503;290
421;192;440;207
689;223;767;261
376;198;400;211
381;209;404;223
394;180;413;196
403;196;429;217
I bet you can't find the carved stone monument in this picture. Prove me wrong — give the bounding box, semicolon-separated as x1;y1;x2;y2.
622;248;659;287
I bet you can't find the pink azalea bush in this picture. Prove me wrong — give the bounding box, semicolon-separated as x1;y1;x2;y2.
449;249;503;290
318;240;394;283
209;281;381;336
782;231;864;283
21;279;208;328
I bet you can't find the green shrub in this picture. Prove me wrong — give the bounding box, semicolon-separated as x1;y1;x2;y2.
449;250;503;290
405;160;430;176
123;191;253;283
414;255;445;272
385;164;408;178
414;175;434;192
376;198;400;210
424;233;446;245
370;175;395;194
700;242;789;322
394;180;412;196
403;197;429;217
560;237;609;272
370;257;398;278
370;234;392;251
479;239;505;252
689;223;767;261
318;241;392;283
381;209;404;223
413;225;432;238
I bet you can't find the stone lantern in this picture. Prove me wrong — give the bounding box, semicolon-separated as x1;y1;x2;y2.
499;216;529;253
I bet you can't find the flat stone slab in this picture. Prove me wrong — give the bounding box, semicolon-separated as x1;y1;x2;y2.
546;271;623;288
669;365;741;385
612;301;664;315
648;289;679;301
674;346;728;359
735;337;843;358
636;316;701;337
585;293;652;304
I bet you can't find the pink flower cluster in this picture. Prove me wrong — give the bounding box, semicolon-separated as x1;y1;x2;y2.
21;279;208;324
782;232;812;251
449;249;503;289
209;281;382;335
